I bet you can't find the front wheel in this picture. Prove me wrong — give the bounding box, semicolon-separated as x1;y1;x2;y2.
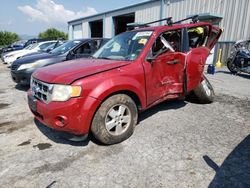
227;59;238;74
193;77;215;104
91;94;138;145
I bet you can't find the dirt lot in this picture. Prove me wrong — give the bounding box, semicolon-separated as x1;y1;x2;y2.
0;61;249;188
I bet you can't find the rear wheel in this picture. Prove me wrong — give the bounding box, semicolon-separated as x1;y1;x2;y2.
91;94;138;145
193;77;214;104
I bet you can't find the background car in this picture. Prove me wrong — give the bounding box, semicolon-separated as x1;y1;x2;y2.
0;40;27;54
11;38;109;85
0;39;49;56
23;38;49;48
3;41;57;65
1;43;34;62
21;40;66;58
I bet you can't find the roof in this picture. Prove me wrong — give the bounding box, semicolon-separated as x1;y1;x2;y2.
38;40;57;44
68;0;158;24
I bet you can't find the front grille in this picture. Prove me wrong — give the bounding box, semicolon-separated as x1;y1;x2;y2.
11;64;19;71
31;78;53;103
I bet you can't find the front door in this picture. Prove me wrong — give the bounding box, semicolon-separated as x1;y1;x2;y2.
153;52;185;96
143;29;185;105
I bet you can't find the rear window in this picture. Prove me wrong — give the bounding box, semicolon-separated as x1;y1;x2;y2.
187;26;209;48
207;29;220;48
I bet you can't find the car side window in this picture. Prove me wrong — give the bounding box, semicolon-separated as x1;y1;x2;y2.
187;26;209;48
162;30;181;52
75;42;92;54
151;29;181;56
152;37;164;56
92;40;102;50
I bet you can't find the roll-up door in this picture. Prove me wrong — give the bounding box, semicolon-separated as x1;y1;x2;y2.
73;24;83;39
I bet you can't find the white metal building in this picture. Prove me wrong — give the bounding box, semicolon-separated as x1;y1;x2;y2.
68;0;250;62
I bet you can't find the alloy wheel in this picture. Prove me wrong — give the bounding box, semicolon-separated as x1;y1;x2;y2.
105;104;132;136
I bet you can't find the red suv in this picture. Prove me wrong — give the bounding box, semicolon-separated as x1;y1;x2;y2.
28;18;222;144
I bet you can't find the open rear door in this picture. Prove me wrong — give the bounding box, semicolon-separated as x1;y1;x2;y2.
186;25;222;92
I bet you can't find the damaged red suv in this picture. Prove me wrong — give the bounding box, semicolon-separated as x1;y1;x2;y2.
28;17;222;144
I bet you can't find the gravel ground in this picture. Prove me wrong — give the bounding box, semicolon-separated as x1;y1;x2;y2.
0;61;249;188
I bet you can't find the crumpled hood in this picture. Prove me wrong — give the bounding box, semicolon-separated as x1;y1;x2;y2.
33;58;130;84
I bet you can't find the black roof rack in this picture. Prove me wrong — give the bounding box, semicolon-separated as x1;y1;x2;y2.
145;17;173;26
126;15;199;30
127;17;173;30
173;15;199;24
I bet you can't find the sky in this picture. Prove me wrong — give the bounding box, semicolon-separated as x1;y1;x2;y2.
0;0;147;36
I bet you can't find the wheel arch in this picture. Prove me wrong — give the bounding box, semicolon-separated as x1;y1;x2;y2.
101;90;143;111
87;89;142;141
86;76;147;110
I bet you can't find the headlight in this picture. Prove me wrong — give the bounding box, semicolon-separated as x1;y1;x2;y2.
6;55;13;58
17;62;39;71
51;85;82;101
30;76;33;88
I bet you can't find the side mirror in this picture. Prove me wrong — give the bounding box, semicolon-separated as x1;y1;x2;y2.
69;50;75;55
46;48;52;53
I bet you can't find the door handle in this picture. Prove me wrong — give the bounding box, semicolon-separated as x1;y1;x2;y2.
166;59;179;65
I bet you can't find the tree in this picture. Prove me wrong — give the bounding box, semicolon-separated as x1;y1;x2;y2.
0;31;20;46
38;28;68;40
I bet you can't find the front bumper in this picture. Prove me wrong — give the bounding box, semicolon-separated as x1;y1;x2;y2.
27;90;99;135
11;70;33;85
1;54;4;62
4;57;16;65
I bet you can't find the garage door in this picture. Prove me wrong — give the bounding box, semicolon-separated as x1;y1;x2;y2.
73;24;83;39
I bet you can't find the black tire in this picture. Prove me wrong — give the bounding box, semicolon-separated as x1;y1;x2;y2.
91;94;138;145
193;77;215;104
227;59;238;74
